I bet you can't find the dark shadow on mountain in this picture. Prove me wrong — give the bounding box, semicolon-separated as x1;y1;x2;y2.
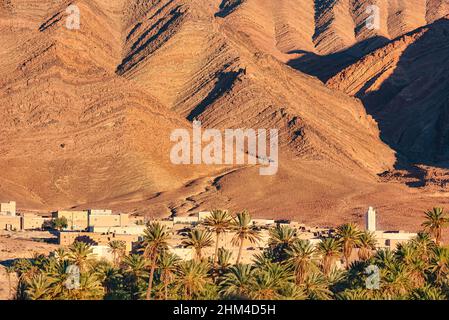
187;69;244;121
39;12;62;32
215;0;245;18
355;19;449;185
287;36;389;82
117;5;184;75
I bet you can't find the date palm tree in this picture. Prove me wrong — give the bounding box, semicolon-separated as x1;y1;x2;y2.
250;262;291;300
67;241;94;273
263;261;293;284
411;232;435;263
429;246;449;283
301;271;333;300
53;248;68;262
373;248;397;270
382;263;412;298
12;258;37;291
108;240;126;267
285;239;317;284
4;266;16;299
411;285;446;300
250;269;280;300
45;259;73;299
123;254;148;300
176;260;210;299
231;210;261;264
268;225;297;261
217;248;233;274
70;272;105;300
337;288;372;300
422;207;448;245
123;254;148;279
25;274;53;300
219;264;254;299
96;264;123;298
316;237;341;275
181;229;214;261
252;252;272;268
395;242;426;287
336;223;362;268
203;210;232;266
141;222;170;300
280;282;307;300
158;252;180;300
357;231;377;261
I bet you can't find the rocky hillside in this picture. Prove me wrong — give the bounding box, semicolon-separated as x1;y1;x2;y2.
0;0;448;228
328;17;449;165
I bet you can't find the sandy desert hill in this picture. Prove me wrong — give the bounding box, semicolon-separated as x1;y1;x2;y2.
1;0;449;231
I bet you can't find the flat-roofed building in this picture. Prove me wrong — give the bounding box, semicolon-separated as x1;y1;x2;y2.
90;225;146;235
0;215;21;231
252;219;275;226
173;216;199;225
89;209;113;215
146;220;174;230
54;210;129;230
129;216;146;225
364;207;417;249
374;231;417;249
55;210;89;231
88;213;129;228
59;231;139;252
21;213;48;230
0;201;16;216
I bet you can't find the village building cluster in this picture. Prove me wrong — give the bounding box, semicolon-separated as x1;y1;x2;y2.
0;201;50;231
0;201;418;263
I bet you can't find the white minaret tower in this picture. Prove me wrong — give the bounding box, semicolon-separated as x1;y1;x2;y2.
366;207;376;232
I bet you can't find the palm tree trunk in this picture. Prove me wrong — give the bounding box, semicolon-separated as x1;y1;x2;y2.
436;229;441;246
7;272;11;299
344;244;351;268
236;237;244;264
113;253;117;267
323;257;330;275
146;254;157;300
164;279;168;300
214;231;220;265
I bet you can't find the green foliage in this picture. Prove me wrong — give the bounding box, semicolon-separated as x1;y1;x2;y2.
11;207;449;300
52;216;68;231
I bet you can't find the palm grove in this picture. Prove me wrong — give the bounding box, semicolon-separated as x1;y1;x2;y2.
4;208;449;300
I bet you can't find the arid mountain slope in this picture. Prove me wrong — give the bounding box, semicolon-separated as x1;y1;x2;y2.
287;0;449;80
0;0;213;210
1;0;449;229
328;17;449;165
118;0;394;172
